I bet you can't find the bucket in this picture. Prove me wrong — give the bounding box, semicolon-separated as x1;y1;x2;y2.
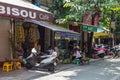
75;59;80;65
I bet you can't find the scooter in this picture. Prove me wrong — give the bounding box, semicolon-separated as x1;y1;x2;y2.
23;48;58;72
97;50;105;58
111;46;120;58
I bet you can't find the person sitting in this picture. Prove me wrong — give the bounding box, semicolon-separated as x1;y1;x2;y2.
36;43;41;54
51;48;58;58
47;46;54;55
75;48;82;59
81;52;90;64
75;48;85;64
27;44;38;59
72;48;81;60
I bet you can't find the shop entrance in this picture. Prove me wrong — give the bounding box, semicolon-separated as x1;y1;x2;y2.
38;25;45;52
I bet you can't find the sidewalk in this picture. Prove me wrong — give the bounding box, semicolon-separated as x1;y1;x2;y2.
0;64;77;80
0;56;111;80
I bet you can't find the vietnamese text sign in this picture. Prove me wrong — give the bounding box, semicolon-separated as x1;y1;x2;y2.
82;25;97;32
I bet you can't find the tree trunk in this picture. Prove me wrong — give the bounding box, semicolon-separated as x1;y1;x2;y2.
87;32;93;58
87;14;95;58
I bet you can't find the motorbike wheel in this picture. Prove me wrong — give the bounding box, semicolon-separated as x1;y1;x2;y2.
117;51;120;58
25;63;33;69
48;64;55;72
98;53;105;58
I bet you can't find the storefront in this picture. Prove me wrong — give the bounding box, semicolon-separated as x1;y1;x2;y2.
0;0;53;65
24;19;81;49
23;20;81;64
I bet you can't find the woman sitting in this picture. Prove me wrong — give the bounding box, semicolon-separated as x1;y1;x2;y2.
81;52;90;64
71;48;83;64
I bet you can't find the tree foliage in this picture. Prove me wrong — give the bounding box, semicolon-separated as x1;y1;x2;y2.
49;0;120;29
49;0;70;19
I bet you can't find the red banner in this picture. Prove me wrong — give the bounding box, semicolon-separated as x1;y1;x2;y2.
94;15;99;26
82;11;92;25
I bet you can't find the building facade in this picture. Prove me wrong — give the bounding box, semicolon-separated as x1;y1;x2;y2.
0;0;53;66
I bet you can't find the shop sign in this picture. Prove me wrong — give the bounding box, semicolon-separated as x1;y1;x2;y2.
83;25;97;32
55;31;81;40
0;2;53;22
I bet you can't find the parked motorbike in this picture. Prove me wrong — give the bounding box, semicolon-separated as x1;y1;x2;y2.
110;46;120;58
102;44;120;58
23;48;58;72
92;44;106;58
96;50;105;58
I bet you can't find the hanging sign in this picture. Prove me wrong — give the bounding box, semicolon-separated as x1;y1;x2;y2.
82;25;97;32
55;32;81;40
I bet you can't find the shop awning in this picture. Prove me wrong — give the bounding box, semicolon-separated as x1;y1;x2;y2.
93;32;109;38
0;0;53;22
24;20;81;40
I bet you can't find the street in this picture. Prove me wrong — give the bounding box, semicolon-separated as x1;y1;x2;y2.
0;0;120;80
29;58;120;80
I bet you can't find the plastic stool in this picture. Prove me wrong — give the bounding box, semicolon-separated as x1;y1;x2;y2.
14;62;21;69
2;62;12;72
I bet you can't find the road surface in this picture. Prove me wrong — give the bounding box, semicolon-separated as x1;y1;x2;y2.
30;58;120;80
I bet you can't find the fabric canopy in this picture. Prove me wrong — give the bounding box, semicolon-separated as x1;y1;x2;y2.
0;0;53;21
24;20;81;40
0;0;51;13
93;32;109;38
